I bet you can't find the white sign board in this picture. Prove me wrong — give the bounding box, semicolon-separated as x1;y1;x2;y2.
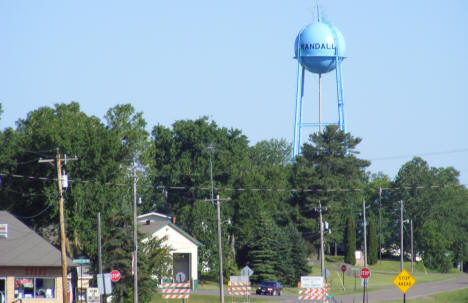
300;276;324;288
87;287;100;303
230;275;249;284
97;273;112;295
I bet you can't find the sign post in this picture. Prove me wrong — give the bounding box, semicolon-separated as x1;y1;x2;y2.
393;269;416;303
341;265;347;287
360;268;370;303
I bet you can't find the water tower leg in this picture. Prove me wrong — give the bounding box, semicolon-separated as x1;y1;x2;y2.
319;73;322;133
293;63;305;158
335;57;345;132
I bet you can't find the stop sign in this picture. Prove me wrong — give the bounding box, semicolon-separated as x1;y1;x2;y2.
360;268;370;279
341;265;347;272
110;270;121;282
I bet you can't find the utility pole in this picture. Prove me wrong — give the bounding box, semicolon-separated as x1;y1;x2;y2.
97;212;106;303
132;163;138;303
204;193;231;303
400;200;404;272
378;187;382;264
206;144;226;303
216;194;224;303
362;199;367;267
410;219;414;273
39;152;77;303
317;201;326;279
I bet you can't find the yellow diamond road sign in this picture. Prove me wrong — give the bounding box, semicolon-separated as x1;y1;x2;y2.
393;269;416;294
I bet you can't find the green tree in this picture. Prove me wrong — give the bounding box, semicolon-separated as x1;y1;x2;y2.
344;216;356;265
150;117;250;278
390;157;468;271
290;126;369;258
102;212;171;303
248;211;277;282
271;224;296;286
368;217;378;265
286;224;311;282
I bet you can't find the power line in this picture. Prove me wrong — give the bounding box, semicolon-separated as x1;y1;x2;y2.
0;172;466;193
14;204;53;219
369;148;468;161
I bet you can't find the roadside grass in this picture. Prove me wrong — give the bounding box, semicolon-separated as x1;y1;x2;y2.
375;287;468;303
319;257;461;296
193;258;462;298
150;293;275;303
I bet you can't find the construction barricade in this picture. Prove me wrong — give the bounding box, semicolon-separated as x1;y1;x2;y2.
161;282;191;301
298;283;329;301
228;280;251;303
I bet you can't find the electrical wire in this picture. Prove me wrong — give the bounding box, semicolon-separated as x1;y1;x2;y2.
14;204;53;219
0;172;466;194
369;148;468;161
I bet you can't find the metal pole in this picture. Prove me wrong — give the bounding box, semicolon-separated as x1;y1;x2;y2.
363;199;367;267
400;200;404;272
209;154;214;204
98;213;105;303
133;163;138;303
216;194;225;303
319;202;325;279
57;154;68;303
319;73;322;133
411;219;414;273
378;188;382;264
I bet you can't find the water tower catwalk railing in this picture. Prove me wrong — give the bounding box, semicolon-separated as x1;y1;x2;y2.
292;20;346;158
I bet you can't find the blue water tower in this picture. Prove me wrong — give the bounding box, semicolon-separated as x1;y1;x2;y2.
292;19;346;157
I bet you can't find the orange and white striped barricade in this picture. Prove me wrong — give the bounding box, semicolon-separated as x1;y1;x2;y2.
298;285;330;301
161;281;191;301
228;281;251;302
298;277;329;302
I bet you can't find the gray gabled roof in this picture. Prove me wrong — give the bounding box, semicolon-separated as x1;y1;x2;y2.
0;211;66;267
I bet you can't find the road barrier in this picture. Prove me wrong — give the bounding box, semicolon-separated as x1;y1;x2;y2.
161;282;191;300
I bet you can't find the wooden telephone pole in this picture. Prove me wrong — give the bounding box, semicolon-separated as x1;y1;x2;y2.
39;152;78;303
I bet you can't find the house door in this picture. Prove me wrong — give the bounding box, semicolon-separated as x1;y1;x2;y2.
0;278;6;303
173;253;190;283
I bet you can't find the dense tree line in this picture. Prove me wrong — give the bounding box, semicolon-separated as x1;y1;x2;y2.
0;102;467;301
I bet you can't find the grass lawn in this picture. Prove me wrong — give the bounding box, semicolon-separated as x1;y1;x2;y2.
150;293;276;303
376;287;468;303
319;257;461;296
191;258;463;299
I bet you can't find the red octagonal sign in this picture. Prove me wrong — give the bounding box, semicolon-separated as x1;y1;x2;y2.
360;268;370;279
110;270;121;282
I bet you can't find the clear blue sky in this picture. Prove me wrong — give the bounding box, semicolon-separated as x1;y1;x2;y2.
1;1;467;185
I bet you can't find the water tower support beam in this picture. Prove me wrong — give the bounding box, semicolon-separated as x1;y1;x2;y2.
293;62;305;158
335;57;345;132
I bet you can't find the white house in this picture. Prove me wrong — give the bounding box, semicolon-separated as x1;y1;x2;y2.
138;213;202;290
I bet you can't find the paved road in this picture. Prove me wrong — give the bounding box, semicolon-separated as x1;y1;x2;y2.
194;274;468;302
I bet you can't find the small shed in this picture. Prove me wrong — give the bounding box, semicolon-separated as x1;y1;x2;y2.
138;213;202;289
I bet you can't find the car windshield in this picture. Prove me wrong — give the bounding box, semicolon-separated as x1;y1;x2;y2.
260;282;276;288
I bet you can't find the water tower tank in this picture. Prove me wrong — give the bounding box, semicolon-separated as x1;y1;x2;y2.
294;20;346;74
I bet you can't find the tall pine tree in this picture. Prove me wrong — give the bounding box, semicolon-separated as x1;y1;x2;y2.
368;217;378;265
344;216;356;265
248;211;277;282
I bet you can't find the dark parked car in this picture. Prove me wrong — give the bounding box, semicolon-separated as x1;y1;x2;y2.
256;281;283;296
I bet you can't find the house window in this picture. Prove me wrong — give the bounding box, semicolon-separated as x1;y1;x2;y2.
14;278;55;299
